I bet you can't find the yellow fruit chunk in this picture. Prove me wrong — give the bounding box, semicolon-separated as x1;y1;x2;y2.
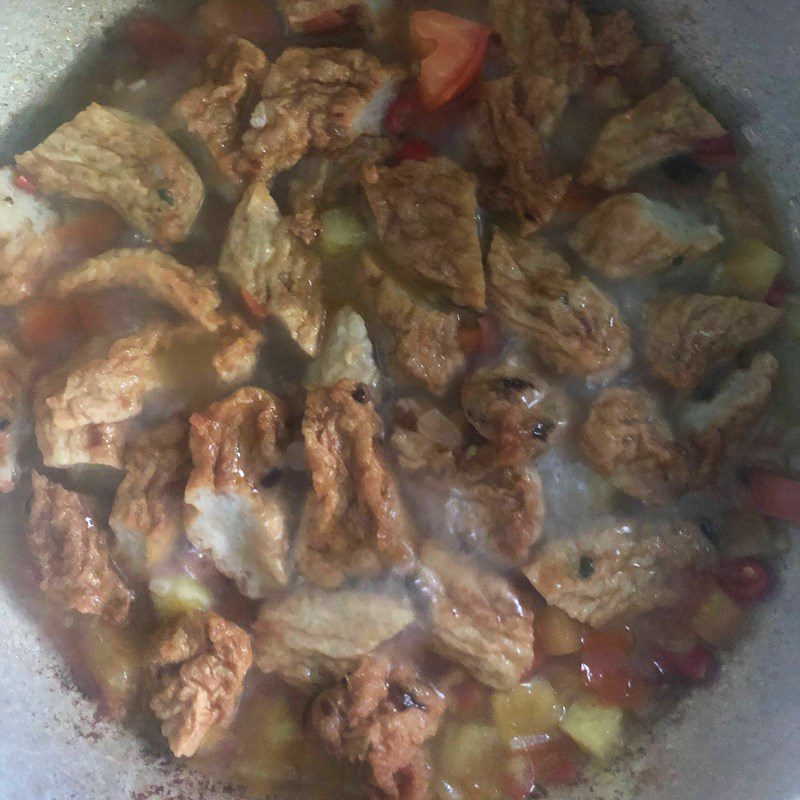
536;606;584;656
492;679;563;748
438;723;506;799
560;698;623;760
318;208;366;258
149;575;214;620
232;694;302;793
691;589;747;646
720;238;782;299
80;621;141;718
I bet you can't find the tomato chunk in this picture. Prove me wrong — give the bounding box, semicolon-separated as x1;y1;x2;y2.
764;276;792;307
125;14;199;70
396;139;433;162
385;89;424;136
717;557;772;603
580;628;646;709
458;315;500;358
54;210;123;267
409;10;491;109
12;173;36;194
651;644;714;683
746;469;800;524
693;134;738;169
197;0;279;42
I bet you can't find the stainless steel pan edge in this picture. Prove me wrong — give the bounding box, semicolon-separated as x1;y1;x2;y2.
0;2;799;799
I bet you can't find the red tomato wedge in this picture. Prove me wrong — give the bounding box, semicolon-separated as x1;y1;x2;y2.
746;469;800;524
409;10;491;109
125;15;199;70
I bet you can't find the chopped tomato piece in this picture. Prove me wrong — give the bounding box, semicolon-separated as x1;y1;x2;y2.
693;134;738;169
765;276;792;307
303;9;346;33
651;644;714;683
451;677;484;716
240;288;270;318
396;139;433;162
717;557;772;603
458;315;500;358
197;0;279;42
125;14;199;70
503;738;583;791
409;10;491;109
19;299;82;349
54;210;123;266
385;89;424;136
746;469;800;524
12;173;36;194
580;628;645;709
557;182;607;213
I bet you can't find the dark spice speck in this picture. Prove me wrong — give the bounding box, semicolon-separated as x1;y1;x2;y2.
352;385;368;404
578;555;596;579
260;468;282;489
0;418;10;432
157;187;174;206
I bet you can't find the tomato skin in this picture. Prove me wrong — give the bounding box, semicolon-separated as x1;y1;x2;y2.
240;289;270;318
396;139;433;162
717;557;772;603
409;10;492;109
746;469;800;524
451;677;484;716
302;9;346;33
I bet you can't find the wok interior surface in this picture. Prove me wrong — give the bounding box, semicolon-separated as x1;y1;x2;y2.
0;1;799;799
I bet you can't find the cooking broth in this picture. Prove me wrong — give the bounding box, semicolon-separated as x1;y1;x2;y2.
0;1;797;799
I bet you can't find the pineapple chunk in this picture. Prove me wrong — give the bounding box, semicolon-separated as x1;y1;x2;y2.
492;679;563;748
691;589;746;646
149;575;214;620
232;694;303;793
719;238;783;299
546;662;585;705
438;723;506;799
318;208;366;258
559;699;623;759
536;606;584;656
80;621;141;718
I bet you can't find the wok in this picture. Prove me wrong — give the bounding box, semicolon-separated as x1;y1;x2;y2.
0;1;798;798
